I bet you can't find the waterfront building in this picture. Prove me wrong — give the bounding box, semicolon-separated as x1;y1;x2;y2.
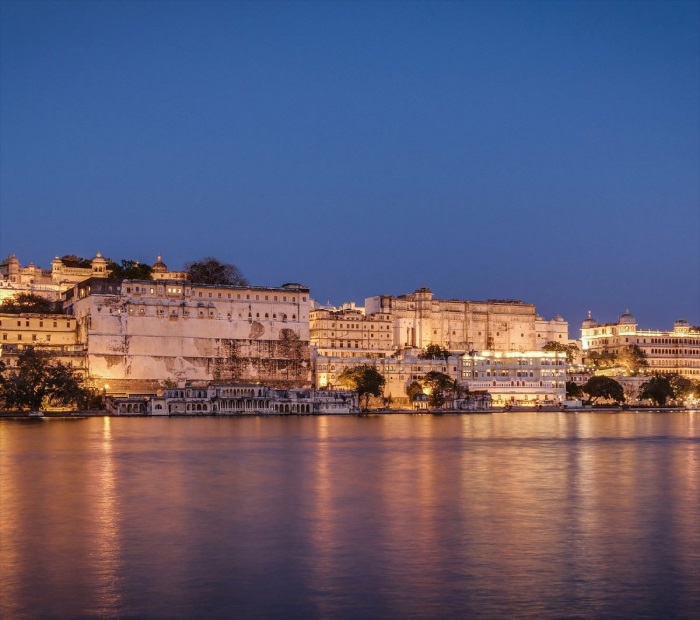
459;350;567;406
0;312;86;373
64;277;312;394
109;382;358;415
313;349;566;407
580;311;700;378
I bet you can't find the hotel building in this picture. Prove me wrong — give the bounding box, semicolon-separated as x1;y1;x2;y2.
580;311;700;378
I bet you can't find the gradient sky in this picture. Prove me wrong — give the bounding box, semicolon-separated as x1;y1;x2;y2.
1;0;698;336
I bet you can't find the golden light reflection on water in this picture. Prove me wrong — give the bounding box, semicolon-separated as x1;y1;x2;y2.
0;413;698;619
92;416;123;615
0;423;22;619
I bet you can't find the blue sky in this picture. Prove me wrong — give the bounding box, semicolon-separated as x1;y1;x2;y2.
1;0;698;334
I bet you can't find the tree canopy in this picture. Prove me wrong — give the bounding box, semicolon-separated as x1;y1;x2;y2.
0;292;61;314
616;345;649;375
585;350;618;370
406;380;424;400
418;344;450;360
337;364;385;410
566;381;583;400
60;254;92;268
582;376;624;404
186;257;248;286
107;259;153;280
542;341;579;364
0;348;89;411
422;371;454;408
638;375;675;407
667;374;697;400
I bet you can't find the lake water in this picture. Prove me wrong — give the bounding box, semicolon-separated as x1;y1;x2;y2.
1;412;698;619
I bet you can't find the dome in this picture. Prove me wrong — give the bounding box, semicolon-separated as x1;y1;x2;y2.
553;314;565;322
91;251;107;265
582;310;596;329
152;255;168;273
618;309;636;325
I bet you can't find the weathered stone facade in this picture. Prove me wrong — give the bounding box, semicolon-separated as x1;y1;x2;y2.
65;278;311;393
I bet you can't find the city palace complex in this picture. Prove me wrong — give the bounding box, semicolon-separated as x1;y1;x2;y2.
1;252;699;410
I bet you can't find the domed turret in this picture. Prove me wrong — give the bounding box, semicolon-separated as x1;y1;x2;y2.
553;314;565;322
152;255;168;273
582;310;596;329
618;309;636;325
674;319;689;334
91;251;108;277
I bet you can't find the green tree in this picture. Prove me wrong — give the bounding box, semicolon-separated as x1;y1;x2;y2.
542;341;579;364
338;364;386;410
616;345;649;375
586;350;618;370
186;257;248;286
422;371;454;408
582;376;624;404
566;381;583;399
107;259;153;280
418;344;450;360
638;375;675;407
0;348;89;411
667;374;695;400
406;380;424;400
0;292;60;314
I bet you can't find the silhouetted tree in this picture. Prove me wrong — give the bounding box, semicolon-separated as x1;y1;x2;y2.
0;348;89;411
107;259;153;280
582;376;624;404
0;293;60;314
418;344;450;360
638;375;675;407
186;257;248;286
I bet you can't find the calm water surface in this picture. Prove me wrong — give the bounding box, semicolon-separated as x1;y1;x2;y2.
0;412;698;619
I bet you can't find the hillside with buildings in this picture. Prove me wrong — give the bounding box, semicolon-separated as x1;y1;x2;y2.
2;252;698;410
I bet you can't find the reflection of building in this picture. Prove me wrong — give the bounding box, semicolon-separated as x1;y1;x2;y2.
310;288;569;359
0;312;86;373
65;277;312;393
109;382;358;415
581;311;700;379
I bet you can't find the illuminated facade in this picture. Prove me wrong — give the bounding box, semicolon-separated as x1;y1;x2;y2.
310;304;396;358
0;253;187;304
65;278;312;393
0;252;109;303
0;312;86;373
580;311;700;378
364;287;568;353
311;288;570;359
460;350;567;405
313;350;566;407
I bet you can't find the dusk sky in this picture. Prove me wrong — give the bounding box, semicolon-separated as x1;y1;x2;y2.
1;0;698;335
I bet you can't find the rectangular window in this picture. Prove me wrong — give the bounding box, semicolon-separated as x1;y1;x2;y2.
17;334;22;341
32;334;37;341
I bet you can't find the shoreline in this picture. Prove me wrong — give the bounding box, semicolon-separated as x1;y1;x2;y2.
1;407;695;420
